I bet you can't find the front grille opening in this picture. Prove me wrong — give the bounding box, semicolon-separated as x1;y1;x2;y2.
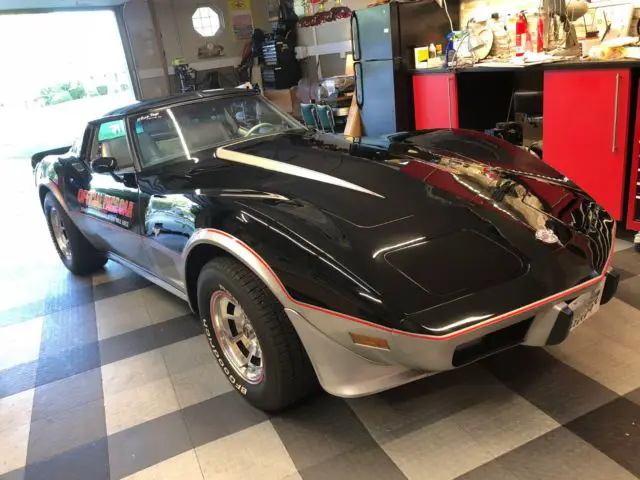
452;317;534;367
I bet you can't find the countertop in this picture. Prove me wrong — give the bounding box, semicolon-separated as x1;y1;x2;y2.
412;59;640;75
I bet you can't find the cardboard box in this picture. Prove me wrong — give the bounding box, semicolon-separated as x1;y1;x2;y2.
264;87;298;115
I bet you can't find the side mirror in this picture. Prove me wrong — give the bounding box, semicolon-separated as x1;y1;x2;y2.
91;156;118;173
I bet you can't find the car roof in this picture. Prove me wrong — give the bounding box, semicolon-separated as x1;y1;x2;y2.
99;88;259;120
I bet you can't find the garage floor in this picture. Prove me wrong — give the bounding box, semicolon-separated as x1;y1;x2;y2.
2;157;640;480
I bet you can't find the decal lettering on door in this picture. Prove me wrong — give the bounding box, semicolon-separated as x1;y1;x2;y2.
77;189;135;228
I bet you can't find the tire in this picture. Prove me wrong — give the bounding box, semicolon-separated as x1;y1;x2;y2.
198;256;317;411
44;192;107;275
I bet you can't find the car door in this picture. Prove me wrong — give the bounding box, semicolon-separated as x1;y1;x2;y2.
73;118;150;267
131;108;200;290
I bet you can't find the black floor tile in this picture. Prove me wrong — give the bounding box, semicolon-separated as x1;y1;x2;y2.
26;399;107;464
457;460;516;480
272;394;403;478
93;274;150;302
626;388;640;407
460;427;636;480
38;304;98;357
99;324;159;366
617;267;636;283
153;313;201;347
612;275;640;310
99;314;201;366
42;284;93;319
30;368;103;422
0;277;91;328
24;438;109;480
182;391;269;447
566;397;640;477
481;347;618;424
0;301;46;328
107;410;193;480
0;468;25;480
613;249;640;276
34;341;100;388
0;361;37;399
299;444;407;480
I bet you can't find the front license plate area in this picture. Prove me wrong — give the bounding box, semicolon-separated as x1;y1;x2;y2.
568;283;604;331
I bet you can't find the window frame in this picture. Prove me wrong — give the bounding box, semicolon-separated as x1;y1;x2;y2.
191;6;224;38
128;94;305;172
88;117;139;173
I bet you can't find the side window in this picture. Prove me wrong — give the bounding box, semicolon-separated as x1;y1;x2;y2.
95;119;134;170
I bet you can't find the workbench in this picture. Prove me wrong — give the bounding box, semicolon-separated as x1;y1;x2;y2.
412;59;640;233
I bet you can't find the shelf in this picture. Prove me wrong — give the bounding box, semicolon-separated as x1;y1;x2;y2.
295;40;352;59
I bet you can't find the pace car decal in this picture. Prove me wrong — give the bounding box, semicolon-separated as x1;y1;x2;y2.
77;189;135;228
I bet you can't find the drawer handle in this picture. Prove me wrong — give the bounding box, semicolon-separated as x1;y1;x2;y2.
613;73;621;153
447;76;452;128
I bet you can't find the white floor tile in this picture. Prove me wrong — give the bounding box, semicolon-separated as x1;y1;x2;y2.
95;290;152;340
104;377;180;435
196;422;296;480
122;449;203;480
101;350;170;397
0;388;34;433
0;317;43;370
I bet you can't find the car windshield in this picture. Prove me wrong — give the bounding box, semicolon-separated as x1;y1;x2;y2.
131;93;304;168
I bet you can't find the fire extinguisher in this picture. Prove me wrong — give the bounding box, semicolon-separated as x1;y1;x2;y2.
537;13;544;52
516;11;528;57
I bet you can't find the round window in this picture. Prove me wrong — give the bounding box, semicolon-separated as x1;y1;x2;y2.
192;6;222;37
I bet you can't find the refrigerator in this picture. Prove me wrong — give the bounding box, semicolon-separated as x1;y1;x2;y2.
351;0;459;136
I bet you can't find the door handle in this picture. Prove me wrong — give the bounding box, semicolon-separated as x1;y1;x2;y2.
612;73;621;153
355;62;364;110
351;13;360;61
447;76;453;128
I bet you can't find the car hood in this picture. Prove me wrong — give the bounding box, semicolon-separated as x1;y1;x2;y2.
146;130;614;330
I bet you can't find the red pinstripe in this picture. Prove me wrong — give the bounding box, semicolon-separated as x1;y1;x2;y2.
207;224;616;342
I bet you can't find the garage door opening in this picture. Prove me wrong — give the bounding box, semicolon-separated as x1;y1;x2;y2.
0;9;136;159
0;9;137;282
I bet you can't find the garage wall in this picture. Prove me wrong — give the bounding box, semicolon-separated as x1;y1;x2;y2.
153;0;270;66
121;0;170;98
297;0;369;81
460;0;640;35
121;0;271;99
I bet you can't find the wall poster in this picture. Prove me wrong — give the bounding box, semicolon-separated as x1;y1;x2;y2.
228;0;254;40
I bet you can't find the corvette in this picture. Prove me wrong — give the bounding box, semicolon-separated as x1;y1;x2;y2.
33;88;619;411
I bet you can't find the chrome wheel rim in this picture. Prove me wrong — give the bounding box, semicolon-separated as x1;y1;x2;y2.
210;290;264;384
50;207;71;260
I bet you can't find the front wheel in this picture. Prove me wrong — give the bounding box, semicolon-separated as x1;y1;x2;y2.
43;192;107;275
197;257;317;411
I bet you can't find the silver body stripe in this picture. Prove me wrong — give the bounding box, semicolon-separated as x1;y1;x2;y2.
216;146;385;198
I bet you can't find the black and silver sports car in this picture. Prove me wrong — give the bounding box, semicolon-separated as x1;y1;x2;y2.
33;88;619;411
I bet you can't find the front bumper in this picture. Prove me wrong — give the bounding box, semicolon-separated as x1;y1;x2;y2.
286;270;620;398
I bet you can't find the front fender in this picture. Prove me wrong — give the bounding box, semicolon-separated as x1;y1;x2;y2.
182;207;395;329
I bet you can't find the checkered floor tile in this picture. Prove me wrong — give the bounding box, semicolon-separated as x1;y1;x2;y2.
1;157;640;479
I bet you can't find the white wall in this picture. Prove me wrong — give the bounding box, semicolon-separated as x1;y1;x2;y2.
121;0;170;98
153;0;270;68
296;0;369;80
120;0;272;98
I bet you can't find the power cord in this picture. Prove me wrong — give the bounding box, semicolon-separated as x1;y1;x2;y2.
441;0;455;34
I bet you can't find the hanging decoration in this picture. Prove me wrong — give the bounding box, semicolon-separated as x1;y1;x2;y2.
330;0;351;20
297;0;315;27
297;0;351;28
314;1;334;25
